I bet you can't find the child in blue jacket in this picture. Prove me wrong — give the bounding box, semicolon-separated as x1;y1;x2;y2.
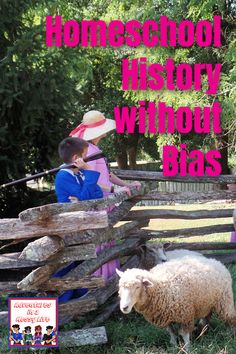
54;137;103;302
55;137;103;202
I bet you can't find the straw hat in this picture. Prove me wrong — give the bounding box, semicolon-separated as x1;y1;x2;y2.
69;111;116;141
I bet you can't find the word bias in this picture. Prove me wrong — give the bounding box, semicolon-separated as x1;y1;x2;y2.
163;145;222;177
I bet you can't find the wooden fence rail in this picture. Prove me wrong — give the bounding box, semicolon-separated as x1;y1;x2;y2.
0;171;236;347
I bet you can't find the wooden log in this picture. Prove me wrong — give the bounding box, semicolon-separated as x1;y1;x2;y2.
17;264;60;290
233;207;236;230
0;244;97;270
0;276;105;293
204;253;236;264
19;185;144;223
58;255;139;325
108;200;138;226
0;281;26;293
133;224;234;239
40;276;105;292
125;209;234;221
113;169;236;184
62;218;144;246
165;242;236;251
16;243;99;290
66;239;142;279
0;312;8;326
0;238;28;252
20;241;97;263
59;326;107;346
87;255;139;307
19;236;65;262
0;211;108;240
59;296;97;316
83;299;119;329
138;190;236;202
0;252;41;269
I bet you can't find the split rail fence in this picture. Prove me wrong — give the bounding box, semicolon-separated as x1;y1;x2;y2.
0;170;236;347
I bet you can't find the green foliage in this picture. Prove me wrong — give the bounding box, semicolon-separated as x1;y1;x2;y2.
1;0;235;216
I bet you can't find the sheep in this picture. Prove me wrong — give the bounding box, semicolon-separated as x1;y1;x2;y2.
138;242;203;270
116;255;236;350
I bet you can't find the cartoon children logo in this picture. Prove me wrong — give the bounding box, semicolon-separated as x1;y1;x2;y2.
23;326;33;345
42;325;56;345
33;325;42;345
9;297;58;348
9;324;23;345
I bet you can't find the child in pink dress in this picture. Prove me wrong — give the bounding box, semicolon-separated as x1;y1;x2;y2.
69;110;141;279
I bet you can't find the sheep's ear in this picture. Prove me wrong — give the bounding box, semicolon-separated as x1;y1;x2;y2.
116;269;123;277
142;278;154;287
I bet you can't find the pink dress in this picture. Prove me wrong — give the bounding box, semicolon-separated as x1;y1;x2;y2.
231;232;236;242
87;143;120;279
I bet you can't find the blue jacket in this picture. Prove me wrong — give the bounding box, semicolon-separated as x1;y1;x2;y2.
55;168;103;203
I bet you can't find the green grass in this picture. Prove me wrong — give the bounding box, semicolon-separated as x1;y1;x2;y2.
1;203;235;353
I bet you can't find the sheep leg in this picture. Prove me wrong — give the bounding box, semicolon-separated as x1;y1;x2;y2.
215;293;236;329
196;312;212;336
179;322;194;351
166;325;178;346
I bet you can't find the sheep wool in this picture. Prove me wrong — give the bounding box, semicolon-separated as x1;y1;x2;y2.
117;256;236;348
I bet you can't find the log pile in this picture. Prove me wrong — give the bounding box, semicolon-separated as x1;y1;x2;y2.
0;171;236;347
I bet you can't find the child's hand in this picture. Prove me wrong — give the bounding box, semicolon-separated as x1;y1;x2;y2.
115;186;131;196
73;158;90;170
69;196;79;203
129;181;142;190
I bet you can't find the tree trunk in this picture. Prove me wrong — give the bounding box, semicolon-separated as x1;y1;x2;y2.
217;132;230;175
115;136;128;169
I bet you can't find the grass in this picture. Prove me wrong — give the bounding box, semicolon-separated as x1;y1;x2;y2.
1;203;235;354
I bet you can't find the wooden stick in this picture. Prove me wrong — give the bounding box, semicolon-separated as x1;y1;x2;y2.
113;169;236;184
0;312;8;326
39;276;105;291
19;240;96;263
0;211;108;240
204;253;236;264
124;209;234;221
233;208;236;230
62;219;144;246
132;224;234;239
59;296;97;316
19;186;145;223
83;299;119;329
165;242;236;251
66;239;142;279
59;326;107;346
88;255;140;307
19;236;65;261
17;264;61;290
138;190;236;202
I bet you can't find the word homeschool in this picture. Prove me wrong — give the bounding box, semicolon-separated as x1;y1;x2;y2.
46;16;221;48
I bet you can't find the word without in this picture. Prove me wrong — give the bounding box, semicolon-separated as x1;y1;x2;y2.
114;101;222;134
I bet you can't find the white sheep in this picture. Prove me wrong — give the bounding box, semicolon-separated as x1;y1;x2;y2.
117;255;236;350
139;242;203;270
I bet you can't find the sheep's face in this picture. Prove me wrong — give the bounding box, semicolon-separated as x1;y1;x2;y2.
116;269;153;314
139;243;168;269
151;245;168;263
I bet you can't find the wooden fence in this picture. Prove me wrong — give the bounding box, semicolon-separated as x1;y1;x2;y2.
0;170;236;347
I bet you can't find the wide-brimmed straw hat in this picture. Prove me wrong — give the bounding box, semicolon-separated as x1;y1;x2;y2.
69;111;116;141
